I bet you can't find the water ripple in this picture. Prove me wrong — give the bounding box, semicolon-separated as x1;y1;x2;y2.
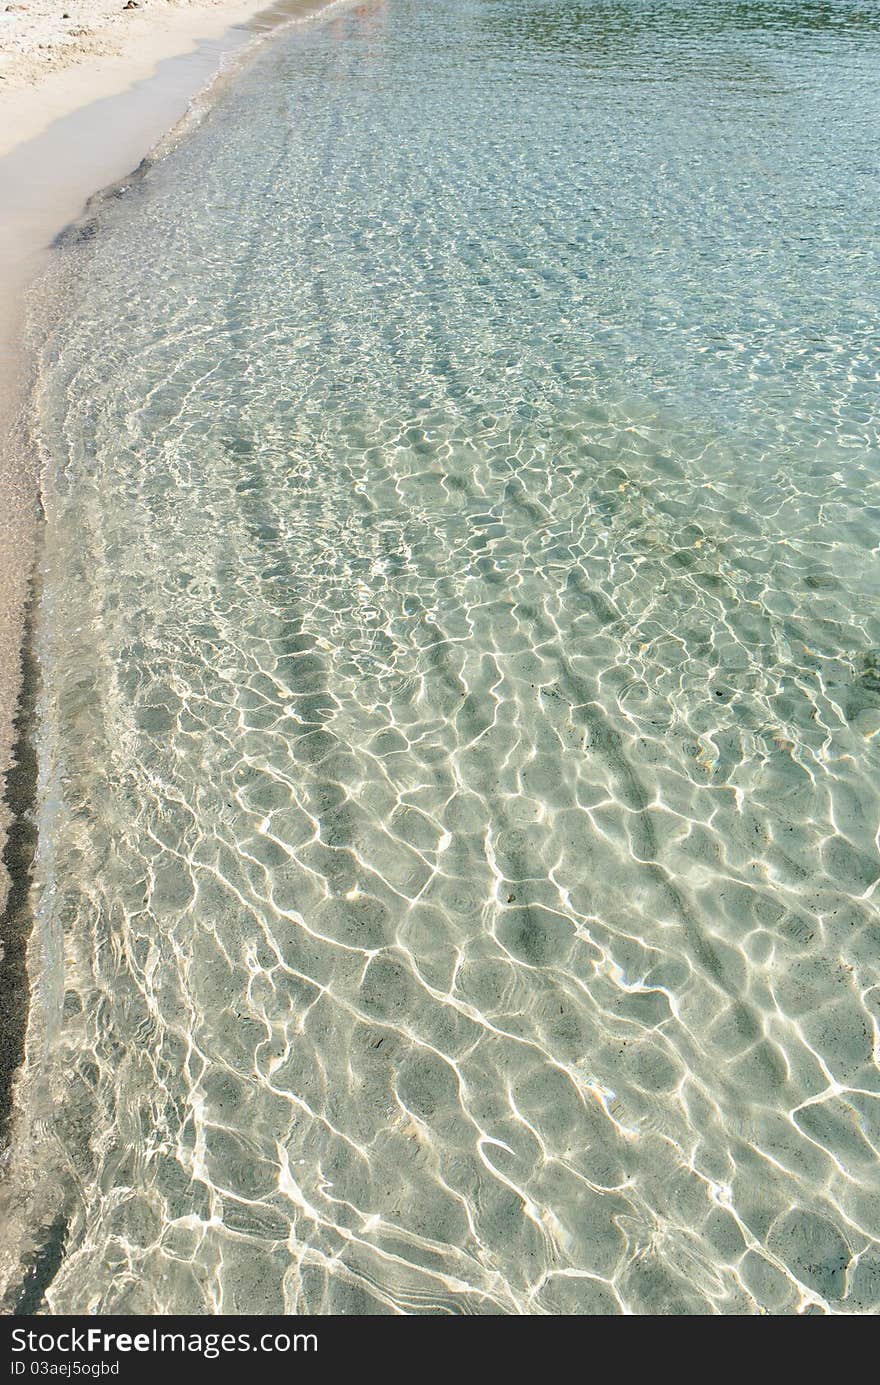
8;0;880;1315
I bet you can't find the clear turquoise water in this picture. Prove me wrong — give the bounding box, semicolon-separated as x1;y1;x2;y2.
16;0;880;1313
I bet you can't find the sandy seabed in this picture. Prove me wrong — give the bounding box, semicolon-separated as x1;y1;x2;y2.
0;0;341;898
0;0;353;1303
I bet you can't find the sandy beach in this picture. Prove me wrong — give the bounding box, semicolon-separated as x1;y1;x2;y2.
0;0;307;158
0;0;353;1304
0;0;341;1133
0;0;260;100
1;0;879;1321
0;0;289;907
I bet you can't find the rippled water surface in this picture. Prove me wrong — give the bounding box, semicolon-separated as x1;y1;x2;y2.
13;0;880;1313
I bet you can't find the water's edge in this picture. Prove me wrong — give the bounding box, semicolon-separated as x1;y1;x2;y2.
0;0;368;1309
0;566;42;1146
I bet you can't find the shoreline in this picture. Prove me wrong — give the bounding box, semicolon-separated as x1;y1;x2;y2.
0;0;292;161
0;0;348;917
0;0;353;1297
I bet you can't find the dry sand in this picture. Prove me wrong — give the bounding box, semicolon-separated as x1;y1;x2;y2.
0;0;260;98
0;0;296;156
1;0;236;91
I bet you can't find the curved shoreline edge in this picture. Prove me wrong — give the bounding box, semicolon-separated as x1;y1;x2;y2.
0;0;362;1305
0;0;285;934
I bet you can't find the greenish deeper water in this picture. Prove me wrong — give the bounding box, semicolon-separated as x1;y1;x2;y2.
16;0;880;1313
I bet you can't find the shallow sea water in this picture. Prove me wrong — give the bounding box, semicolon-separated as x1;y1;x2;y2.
13;0;880;1313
